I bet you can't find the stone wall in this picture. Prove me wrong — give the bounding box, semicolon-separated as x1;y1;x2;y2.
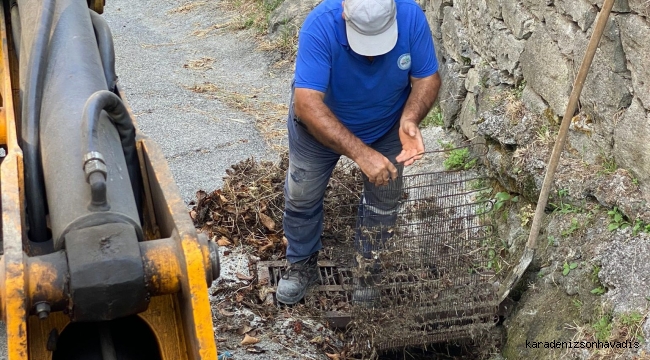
419;0;650;195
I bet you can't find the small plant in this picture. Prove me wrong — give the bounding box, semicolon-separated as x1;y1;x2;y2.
618;311;646;343
591;266;601;283
600;157;618;175
494;191;518;211
593;314;613;342
535;124;556;144
546;235;558;249
482;238;507;273
608;207;629;231
421;105;444;127
632;218;650;236
443;148;477;171
633;177;639;186
437;140;454;151
563;261;578;276
590;266;607;295
591;286;606;295
573;298;583;310
561;218;580;237
513;80;526;99
517;204;535;227
551;188;582;214
620;312;644;327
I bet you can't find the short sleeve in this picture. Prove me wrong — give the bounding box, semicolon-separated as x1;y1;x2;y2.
294;30;331;93
409;6;439;78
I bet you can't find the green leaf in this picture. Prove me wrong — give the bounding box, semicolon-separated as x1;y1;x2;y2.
495;192;510;201
591;287;605;295
563;267;570;276
608;223;619;231
569;262;578;269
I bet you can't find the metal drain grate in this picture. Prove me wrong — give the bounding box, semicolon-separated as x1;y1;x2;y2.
258;261;354;328
256;260;499;345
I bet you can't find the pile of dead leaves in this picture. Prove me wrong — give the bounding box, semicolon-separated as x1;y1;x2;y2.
190;154;364;260
190;155;288;260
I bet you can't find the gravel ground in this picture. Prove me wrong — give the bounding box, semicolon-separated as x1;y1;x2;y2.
105;0;292;203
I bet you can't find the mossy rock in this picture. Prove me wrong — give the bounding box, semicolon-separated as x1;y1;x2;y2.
502;285;580;359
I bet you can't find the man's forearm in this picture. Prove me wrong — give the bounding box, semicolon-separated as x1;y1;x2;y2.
401;72;442;125
293;88;369;160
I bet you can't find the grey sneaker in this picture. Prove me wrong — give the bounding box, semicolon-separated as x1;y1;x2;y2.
276;252;319;305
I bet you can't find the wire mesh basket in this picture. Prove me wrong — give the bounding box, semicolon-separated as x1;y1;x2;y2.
324;143;499;352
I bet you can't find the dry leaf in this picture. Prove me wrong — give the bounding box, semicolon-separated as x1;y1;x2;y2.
282;236;289;248
309;335;323;344
218;308;235;317
240;334;259;345
195;190;207;201
259;212;276;231
189;210;197;221
293;320;302;334
326;354;341;360
259;242;274;253
246;346;265;353
236;325;253;335
217;237;232;246
236;273;254;281
235;292;244;303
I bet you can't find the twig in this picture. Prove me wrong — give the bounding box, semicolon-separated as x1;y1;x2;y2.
277;341;319;360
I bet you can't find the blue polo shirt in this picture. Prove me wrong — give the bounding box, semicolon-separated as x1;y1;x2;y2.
294;0;439;144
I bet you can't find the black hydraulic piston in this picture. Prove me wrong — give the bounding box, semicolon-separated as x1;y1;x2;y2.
17;0;142;249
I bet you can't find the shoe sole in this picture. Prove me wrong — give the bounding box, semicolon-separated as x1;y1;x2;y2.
275;273;319;305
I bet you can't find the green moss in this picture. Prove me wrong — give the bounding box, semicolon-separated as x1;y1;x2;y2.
503;287;581;359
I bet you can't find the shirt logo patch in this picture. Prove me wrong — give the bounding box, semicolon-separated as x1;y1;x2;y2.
398;53;411;70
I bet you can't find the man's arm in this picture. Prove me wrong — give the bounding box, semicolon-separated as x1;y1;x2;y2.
294;88;398;186
395;72;442;165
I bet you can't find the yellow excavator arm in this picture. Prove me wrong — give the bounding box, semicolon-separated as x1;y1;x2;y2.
0;0;219;358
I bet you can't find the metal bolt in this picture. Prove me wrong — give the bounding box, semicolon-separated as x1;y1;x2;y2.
35;302;51;320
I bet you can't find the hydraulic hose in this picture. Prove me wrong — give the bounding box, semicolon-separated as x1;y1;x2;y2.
10;0;20;62
89;10;117;92
81;90;142;214
22;0;56;243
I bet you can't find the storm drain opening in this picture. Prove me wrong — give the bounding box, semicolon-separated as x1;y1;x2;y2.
256;145;500;354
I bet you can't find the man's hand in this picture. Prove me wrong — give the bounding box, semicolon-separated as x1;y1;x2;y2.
396;120;424;166
395;73;441;166
355;148;398;187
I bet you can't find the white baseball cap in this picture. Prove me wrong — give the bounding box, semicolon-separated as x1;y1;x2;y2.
343;0;398;56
